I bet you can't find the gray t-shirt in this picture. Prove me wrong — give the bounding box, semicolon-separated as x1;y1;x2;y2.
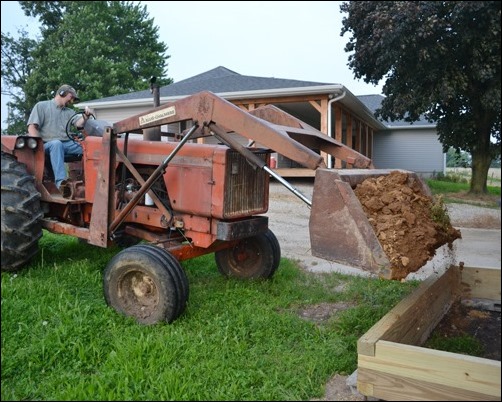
27;99;81;142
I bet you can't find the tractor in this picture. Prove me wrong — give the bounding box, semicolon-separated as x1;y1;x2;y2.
1;91;426;324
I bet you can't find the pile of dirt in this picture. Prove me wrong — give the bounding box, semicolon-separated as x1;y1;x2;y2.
354;171;462;280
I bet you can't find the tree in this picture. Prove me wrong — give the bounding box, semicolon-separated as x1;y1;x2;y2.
2;1;172;132
1;29;38;134
340;1;501;194
446;147;471;168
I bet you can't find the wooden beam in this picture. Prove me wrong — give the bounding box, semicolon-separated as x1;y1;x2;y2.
359;341;501;400
358;266;460;357
231;94;326;105
272;168;316;177
319;98;328;165
307;99;320;114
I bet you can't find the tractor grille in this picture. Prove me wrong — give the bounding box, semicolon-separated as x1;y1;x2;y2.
223;150;269;218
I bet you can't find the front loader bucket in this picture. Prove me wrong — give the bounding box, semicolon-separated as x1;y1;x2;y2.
309;169;392;278
309;168;438;280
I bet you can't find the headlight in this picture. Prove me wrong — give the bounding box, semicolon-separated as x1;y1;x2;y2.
27;138;38;149
15;137;26;148
14;136;38;150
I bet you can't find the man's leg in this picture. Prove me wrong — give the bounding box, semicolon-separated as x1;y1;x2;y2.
62;140;83;158
44;140;66;188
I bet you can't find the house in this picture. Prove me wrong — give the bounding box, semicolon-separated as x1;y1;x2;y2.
78;66;444;178
359;95;444;177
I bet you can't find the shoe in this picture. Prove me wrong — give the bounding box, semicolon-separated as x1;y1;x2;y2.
58;179;73;199
56;179;67;189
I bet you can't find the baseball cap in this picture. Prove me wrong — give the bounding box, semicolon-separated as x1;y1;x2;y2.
57;84;80;101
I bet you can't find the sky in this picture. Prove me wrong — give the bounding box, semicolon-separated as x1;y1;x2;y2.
1;1;384;129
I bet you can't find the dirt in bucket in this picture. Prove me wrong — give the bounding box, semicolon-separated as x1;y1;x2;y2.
354;171;462;280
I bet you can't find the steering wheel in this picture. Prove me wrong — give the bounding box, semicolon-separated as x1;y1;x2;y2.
66;111;95;142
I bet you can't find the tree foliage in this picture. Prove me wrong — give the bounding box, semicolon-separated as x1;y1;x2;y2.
340;1;501;194
1;1;172;134
446;147;471;168
1;28;38;134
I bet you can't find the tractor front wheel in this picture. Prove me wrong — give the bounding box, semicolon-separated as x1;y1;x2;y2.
1;152;43;272
103;244;188;324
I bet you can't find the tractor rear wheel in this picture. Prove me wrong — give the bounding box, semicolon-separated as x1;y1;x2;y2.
215;229;281;279
264;228;281;273
1;152;43;272
103;244;188;324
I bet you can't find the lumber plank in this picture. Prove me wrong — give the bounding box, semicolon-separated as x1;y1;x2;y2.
358;340;501;398
272;168;315;177
358;367;500;401
358;266;461;356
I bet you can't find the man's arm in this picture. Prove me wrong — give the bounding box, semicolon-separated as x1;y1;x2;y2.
28;123;40;137
27;102;43;137
75;106;94;128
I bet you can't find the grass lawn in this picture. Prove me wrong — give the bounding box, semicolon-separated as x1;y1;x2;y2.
2;177;499;400
1;231;419;401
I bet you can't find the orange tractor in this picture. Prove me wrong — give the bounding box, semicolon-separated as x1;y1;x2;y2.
1;91;425;324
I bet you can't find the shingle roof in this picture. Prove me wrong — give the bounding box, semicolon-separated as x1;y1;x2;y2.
358;94;434;127
89;66;433;128
94;66;333;103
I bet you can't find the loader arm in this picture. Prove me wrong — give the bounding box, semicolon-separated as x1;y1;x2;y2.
112;91;371;171
248;105;373;169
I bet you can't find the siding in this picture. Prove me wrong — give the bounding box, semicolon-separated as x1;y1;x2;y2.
372;128;445;178
97;105;184;136
97;105;149;125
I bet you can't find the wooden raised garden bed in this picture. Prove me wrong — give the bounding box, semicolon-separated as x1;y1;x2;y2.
357;265;501;401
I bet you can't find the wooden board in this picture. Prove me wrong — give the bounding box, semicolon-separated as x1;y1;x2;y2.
357;265;501;401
